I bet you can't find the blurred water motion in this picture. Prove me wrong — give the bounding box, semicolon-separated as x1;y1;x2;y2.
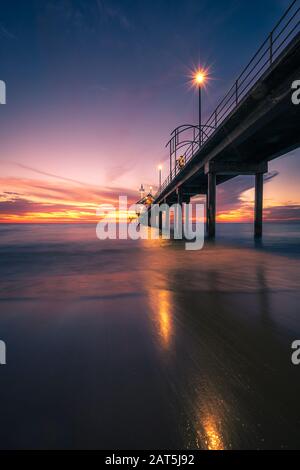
0;223;300;449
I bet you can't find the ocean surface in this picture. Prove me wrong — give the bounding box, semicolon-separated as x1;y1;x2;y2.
0;222;300;450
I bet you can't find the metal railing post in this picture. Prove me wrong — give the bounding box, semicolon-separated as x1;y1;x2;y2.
169;141;172;182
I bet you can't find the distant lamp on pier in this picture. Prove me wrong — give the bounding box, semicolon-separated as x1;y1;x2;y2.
145;190;154;206
158;165;162;190
139;184;145;199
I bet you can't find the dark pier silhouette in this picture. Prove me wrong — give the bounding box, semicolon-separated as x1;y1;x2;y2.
148;1;300;238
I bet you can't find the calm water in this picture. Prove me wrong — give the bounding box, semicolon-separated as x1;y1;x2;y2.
0;223;300;450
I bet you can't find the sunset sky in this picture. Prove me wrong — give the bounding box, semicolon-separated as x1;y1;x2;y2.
0;0;299;223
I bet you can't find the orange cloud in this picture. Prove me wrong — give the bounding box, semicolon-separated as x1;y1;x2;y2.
0;173;299;224
0;177;137;223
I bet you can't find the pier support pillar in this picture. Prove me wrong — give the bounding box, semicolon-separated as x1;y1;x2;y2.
176;187;183;206
207;172;216;238
147;206;152;227
206;192;209;234
176;187;183;235
254;173;263;238
158;205;163;231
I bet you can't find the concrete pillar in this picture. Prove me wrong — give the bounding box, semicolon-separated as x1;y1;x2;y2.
147;206;152;227
175;187;183;238
206;192;209;234
254;173;263;238
177;187;183;205
158;206;163;231
207;172;216;238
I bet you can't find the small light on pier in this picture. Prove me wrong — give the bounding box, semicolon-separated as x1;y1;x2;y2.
158;165;162;190
139;184;145;200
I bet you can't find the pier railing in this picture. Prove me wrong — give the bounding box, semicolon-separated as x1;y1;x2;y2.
156;0;300;198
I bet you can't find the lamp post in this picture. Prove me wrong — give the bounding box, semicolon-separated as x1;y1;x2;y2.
139;184;145;200
158;165;162;190
194;70;207;147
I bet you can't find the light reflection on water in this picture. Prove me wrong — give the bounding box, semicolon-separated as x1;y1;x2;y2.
0;223;300;449
201;413;225;450
150;289;173;349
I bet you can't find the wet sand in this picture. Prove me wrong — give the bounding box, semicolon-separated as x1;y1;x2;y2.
0;223;299;449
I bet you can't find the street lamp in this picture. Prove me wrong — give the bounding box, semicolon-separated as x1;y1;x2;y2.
194;69;208;147
139;184;145;200
158;165;162;190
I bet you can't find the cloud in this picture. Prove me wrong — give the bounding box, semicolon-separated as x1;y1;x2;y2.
0;170;298;223
14;163;96;187
0;197;68;216
264;204;300;221
46;0;133;35
96;0;133;31
0;176;138;222
3;191;23;196
0;23;17;40
217;171;279;211
13;161;133;186
105;164;132;182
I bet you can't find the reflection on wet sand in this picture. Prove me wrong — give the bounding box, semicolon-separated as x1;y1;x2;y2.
142;233;175;350
140;231;300;449
152;290;173;349
201;413;225;450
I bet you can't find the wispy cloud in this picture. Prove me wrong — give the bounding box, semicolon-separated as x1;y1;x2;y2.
46;0;133;34
0;22;16;40
217;171;279;211
14;162;98;187
0;176;137;222
0;170;298;223
96;0;133;31
13;161;132;186
264;204;300;221
105;163;132;182
0;196;68;215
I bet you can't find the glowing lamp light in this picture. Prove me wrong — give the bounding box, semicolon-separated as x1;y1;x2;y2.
194;70;207;86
